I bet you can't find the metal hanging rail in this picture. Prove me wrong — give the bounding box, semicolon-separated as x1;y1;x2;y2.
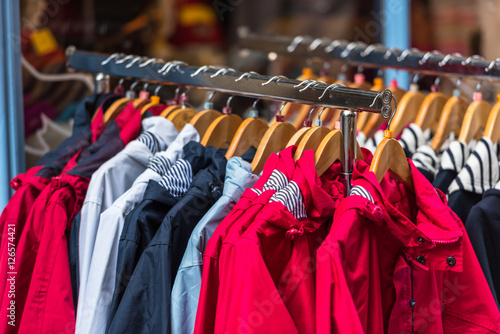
66;48;394;114
237;29;500;81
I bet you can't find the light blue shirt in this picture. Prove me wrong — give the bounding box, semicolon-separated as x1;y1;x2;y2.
170;157;258;334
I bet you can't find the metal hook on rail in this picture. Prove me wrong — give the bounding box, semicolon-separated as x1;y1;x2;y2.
210;67;237;78
318;83;347;100
296;80;327;92
308;38;331;51
438;53;464;67
116;54;136;64
235;71;260;82
397;48;420;62
461;55;484;66
340;41;367;59
324;39;349;54
485;58;500;73
383;47;402;60
418;51;444;65
261;75;288;86
139;58;160;67
360;43;385;57
287;35;312;53
126;56;148;68
101;53;121;65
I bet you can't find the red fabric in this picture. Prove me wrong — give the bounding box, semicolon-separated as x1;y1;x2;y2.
316;160;500;333
0;104;140;334
213;151;344;334
0;102;106;326
194;146;297;334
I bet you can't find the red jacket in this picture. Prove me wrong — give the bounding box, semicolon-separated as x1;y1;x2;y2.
194;146;297;334
317;159;500;333
213;150;344;334
0;102;140;334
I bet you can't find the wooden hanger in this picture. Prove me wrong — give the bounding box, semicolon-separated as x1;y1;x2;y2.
159;86;184;117
189;92;222;137
103;80;145;125
201;96;243;148
414;86;448;132
102;97;132;125
430;93;468;152
314;131;364;176
484;95;500;144
225;118;269;159
295;126;330;159
190;109;222;138
294;107;331;159
288;106;320;146
167;107;198;131
251;103;297;174
370;133;414;188
225;100;269;159
389;85;425;137
458;93;492;143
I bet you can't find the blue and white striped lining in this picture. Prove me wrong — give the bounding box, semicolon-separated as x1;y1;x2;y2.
270;181;307;220
159;159;193;197
148;154;173;177
251;169;288;195
449;137;500;195
137;131;162;155
398;123;431;155
349;185;375;203
412;145;439;175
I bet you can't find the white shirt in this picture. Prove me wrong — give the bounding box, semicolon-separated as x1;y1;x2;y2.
76;117;178;333
75;123;199;334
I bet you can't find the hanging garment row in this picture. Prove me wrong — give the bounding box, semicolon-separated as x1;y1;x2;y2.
1;52;500;334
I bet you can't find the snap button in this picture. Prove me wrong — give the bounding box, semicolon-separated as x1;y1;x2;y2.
409;299;416;307
416;255;426;265
446;256;456;266
417;237;425;243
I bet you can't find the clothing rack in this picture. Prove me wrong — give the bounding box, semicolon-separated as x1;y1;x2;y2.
66;48;393;113
237;29;500;81
67;48;396;194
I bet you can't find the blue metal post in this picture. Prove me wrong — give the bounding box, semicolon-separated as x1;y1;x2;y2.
0;0;25;210
382;0;410;90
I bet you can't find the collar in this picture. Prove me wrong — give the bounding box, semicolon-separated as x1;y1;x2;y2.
262;149;340;235
411;144;440;175
253;152;280;190
146;124;200;176
136;116;178;155
398;123;429;154
449;137;500;195
223;157;258;203
158;158;194;197
351;161;464;271
439;140;472;173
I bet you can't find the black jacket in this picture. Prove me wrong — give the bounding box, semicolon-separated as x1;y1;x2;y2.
107;146;227;334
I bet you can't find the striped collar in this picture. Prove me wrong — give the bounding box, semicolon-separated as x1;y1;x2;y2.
159;159;193;197
136;117;178;155
438;140;476;173
449;137;500;195
399;123;432;155
412;145;440;175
